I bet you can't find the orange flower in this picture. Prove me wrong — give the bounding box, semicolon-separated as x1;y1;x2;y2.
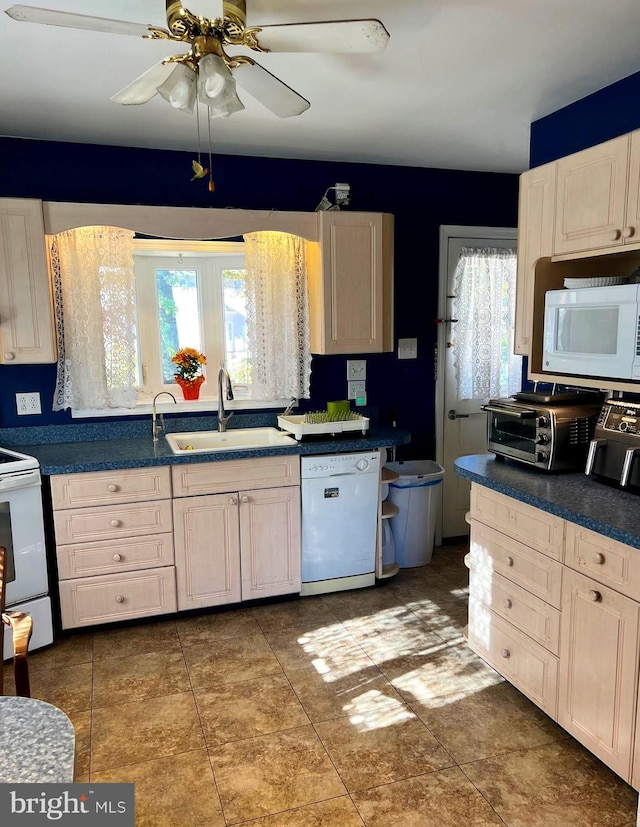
171;347;207;381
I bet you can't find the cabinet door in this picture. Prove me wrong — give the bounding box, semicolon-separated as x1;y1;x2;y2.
173;493;241;610
558;567;640;782
514;163;556;355
0;198;56;364
624;130;640;246
308;212;393;354
239;486;301;600
553;135;629;255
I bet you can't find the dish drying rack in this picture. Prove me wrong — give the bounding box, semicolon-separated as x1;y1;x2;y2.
277;411;370;440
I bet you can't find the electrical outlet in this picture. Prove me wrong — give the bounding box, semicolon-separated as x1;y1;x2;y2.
16;392;42;415
398;338;418;359
346;359;366;381
347;380;366;400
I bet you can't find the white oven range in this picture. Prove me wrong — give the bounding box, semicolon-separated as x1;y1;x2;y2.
0;446;53;660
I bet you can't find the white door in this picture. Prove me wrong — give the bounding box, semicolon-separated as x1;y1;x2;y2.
436;228;518;539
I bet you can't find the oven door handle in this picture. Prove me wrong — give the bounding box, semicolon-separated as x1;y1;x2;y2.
0;469;41;492
482;405;537;419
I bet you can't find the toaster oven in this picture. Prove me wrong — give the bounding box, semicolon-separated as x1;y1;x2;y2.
484;395;602;472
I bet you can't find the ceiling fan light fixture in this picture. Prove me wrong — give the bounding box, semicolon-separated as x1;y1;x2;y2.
196;54;244;116
157;63;197;112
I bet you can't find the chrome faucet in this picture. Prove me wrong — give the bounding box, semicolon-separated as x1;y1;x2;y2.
217;366;234;432
282;397;297;417
152;392;177;442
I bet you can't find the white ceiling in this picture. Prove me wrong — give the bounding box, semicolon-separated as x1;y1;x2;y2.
2;0;640;173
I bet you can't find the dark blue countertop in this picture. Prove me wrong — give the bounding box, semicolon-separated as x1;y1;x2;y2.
455;454;640;550
6;424;409;475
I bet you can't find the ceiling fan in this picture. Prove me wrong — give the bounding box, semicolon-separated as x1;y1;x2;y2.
5;1;391;118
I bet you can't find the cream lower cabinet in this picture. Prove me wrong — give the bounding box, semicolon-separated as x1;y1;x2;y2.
171;456;301;611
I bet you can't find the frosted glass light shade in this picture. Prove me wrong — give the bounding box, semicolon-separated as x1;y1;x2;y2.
157;64;197;112
197;54;244;116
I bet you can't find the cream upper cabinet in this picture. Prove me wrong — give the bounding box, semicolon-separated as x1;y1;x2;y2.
0;197;56;364
307;211;394;354
553;134;631;255
514;162;556;355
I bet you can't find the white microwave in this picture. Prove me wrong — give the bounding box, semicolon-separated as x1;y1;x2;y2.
543;283;640;381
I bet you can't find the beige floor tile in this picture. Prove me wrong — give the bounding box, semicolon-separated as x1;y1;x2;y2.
92;749;224;827
28;633;93;672
266;626;375;676
91;692;204;772
320;587;406;621
352;766;505;827
195;674;309;745
411;683;564;764
92;650;189;708
176;608;262;646
27;662;93;715
315;708;453;792
209;725;345;824
237;796;365;826
462;740;638;827
390;572;469;606
67;709;91;781
404;600;469;643
93;620;180;661
252;598;340;635
500;682;569;738
347;610;447;665
183;634;283;690
287;664;405;723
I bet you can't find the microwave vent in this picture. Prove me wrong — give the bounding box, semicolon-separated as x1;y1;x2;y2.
569;415;597;445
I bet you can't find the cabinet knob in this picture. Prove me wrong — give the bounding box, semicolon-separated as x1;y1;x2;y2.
609;229;622;241
589;589;602;602
107;484;119;492
115;595;125;604
505;556;514;567
229;497;237;506
501;648;511;659
241;495;250;503
112;553;122;562
592;552;605;565
623;226;636;239
4;352;15;361
503;598;513;609
110;519;122;528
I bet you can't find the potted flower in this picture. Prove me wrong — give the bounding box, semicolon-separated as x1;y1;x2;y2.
171;347;207;400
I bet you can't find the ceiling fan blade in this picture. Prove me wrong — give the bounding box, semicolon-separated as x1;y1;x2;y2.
5;4;154;37
232;61;310;118
251;19;390;54
111;61;176;105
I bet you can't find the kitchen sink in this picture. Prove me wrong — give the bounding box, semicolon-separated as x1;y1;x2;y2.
165;427;298;454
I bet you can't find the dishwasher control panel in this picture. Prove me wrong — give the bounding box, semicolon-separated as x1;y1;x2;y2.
301;452;380;478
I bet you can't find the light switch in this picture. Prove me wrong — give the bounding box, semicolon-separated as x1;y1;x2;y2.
398;338;418;359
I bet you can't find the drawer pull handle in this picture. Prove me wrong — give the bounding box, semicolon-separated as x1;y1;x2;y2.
241;495;250;503
503;598;512;609
592;552;605;565
110;519;122;528
112;553;123;562
609;229;622;241
107;484;119;492
229;497;237;506
501;648;511;659
623;226;636;239
505;556;514;567
589;589;602;603
4;352;15;361
115;595;125;604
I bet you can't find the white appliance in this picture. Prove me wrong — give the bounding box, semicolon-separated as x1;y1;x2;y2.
543;283;640;381
301;452;380;596
0;447;53;660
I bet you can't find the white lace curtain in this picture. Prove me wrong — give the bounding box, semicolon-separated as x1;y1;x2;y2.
51;226;138;411
452;246;522;402
243;231;311;400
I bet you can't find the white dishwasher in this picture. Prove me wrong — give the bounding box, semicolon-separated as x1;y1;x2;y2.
301;451;380;596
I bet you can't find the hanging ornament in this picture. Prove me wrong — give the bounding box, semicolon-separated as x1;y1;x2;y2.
190;160;208;180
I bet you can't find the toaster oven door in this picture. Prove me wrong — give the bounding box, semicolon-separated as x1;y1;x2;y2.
485;405;538;464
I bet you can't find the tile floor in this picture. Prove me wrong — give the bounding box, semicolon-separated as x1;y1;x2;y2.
7;543;639;826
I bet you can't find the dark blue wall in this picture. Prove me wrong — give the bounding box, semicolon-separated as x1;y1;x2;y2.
0;138;518;458
530;70;640;167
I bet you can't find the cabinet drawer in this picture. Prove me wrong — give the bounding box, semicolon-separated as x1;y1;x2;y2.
54;499;173;545
51;466;171;509
59;566;177;629
470;520;563;608
56;533;174;580
468;598;558;717
172;455;300;497
469;564;561;655
470;485;564;560
565;521;640;601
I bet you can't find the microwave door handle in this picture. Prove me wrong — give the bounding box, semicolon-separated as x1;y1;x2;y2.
620;447;640;487
482;405;537;419
585;439;607;476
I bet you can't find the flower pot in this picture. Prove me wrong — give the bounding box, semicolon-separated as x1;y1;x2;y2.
175;375;205;400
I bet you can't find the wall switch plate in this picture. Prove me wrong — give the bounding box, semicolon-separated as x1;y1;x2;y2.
346;359;366;380
347;380;366;400
398;338;418;359
16;392;41;415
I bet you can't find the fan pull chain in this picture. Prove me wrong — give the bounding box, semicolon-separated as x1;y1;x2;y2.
190;102;209;183
207;108;215;192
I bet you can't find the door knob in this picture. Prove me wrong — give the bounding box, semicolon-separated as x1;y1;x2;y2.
448;409;470;420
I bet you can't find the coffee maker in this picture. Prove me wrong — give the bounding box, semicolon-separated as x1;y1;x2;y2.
586;399;640;489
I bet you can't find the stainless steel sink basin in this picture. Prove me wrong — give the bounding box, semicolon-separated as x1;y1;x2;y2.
165;427;297;454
